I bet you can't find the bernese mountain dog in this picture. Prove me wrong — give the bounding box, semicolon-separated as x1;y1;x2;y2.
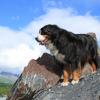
35;24;98;86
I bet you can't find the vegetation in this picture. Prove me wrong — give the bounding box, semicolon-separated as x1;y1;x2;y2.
0;83;12;96
0;72;18;96
0;75;16;84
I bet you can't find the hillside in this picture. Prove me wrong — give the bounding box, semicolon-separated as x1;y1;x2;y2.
0;72;18;84
0;72;18;96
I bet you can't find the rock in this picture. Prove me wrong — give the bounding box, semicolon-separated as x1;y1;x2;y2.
7;53;63;100
7;53;100;100
32;69;100;100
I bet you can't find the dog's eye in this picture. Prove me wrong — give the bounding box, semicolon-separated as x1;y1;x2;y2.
39;30;41;34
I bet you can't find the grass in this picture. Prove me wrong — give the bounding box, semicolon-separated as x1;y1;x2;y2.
0;75;16;84
0;83;12;96
0;75;17;96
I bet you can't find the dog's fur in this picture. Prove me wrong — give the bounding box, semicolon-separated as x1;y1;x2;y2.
36;24;98;86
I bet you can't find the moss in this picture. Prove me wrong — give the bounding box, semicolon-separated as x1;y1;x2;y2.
0;83;12;96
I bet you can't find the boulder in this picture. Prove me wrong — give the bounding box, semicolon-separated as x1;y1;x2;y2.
7;53;100;100
7;53;63;100
33;69;100;100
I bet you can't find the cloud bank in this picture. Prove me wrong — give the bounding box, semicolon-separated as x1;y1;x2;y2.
0;8;100;73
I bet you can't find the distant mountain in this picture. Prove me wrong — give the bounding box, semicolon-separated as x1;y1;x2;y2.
0;71;18;77
0;71;18;84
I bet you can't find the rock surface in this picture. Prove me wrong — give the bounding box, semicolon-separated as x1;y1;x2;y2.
7;53;63;100
33;70;100;100
7;53;100;100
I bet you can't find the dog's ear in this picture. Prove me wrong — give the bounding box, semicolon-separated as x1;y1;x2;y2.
41;24;60;36
48;25;61;37
53;29;61;44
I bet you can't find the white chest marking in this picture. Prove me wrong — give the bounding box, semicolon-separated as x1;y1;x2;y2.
45;41;66;64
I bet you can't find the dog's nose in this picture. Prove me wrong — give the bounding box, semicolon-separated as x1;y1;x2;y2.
35;37;40;42
35;37;38;41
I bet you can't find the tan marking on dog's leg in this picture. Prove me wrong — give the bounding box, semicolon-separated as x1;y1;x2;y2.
72;69;81;85
61;66;70;86
91;62;97;73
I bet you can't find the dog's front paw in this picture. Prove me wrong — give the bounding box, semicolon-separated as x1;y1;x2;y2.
92;71;96;74
61;82;69;86
71;80;79;85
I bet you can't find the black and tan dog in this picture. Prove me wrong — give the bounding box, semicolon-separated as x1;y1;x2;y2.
35;24;98;86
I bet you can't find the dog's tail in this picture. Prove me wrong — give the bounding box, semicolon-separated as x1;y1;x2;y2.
87;32;97;40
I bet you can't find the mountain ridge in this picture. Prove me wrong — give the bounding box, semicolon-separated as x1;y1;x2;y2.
0;71;18;77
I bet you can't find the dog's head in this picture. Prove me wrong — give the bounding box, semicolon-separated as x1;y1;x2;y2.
35;24;60;45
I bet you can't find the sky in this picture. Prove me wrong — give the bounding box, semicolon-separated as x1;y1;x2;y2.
0;0;100;74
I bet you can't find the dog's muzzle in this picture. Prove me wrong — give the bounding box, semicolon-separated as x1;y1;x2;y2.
35;34;49;45
35;37;40;42
35;37;43;45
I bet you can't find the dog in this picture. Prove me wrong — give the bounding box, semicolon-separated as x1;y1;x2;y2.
35;24;98;86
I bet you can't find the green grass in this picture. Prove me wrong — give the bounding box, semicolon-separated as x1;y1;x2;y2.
0;75;17;96
0;75;16;84
0;83;12;96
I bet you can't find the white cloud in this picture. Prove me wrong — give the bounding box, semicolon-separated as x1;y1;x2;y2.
28;8;100;40
0;26;33;49
0;7;100;73
0;26;47;72
0;44;45;71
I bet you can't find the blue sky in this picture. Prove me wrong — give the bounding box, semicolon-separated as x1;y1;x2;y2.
0;0;100;30
0;0;100;74
0;0;43;29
